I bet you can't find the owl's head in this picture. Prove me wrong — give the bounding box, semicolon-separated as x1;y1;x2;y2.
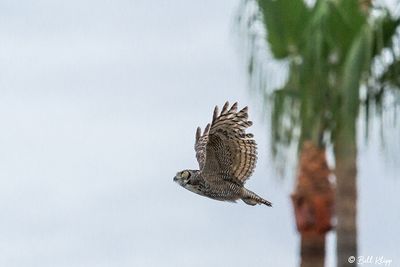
173;170;193;187
174;170;204;196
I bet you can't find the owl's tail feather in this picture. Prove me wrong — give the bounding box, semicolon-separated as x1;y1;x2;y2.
241;189;272;207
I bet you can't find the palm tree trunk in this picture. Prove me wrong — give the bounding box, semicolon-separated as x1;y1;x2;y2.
292;141;334;267
334;119;358;267
300;233;325;267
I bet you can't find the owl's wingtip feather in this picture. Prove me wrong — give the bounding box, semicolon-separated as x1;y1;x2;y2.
196;127;201;142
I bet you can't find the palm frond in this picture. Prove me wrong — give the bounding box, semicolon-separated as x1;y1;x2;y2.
237;0;400;173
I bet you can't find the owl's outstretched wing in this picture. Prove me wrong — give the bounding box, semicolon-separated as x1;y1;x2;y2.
194;102;257;185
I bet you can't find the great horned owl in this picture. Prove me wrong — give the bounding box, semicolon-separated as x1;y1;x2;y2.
174;102;272;207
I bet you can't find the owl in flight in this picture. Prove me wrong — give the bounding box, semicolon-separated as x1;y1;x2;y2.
174;102;272;207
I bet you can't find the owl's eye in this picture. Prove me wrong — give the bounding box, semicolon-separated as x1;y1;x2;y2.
181;171;190;179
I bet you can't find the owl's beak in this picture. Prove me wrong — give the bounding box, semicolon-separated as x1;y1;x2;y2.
173;176;178;182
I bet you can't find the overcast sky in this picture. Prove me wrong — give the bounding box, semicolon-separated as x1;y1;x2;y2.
0;1;399;267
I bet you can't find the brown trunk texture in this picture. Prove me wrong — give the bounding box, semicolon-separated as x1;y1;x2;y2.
292;141;335;267
300;233;326;267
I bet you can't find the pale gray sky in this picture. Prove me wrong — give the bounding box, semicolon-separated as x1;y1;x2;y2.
0;1;398;267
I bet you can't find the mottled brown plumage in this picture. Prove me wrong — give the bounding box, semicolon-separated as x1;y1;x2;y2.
174;102;272;206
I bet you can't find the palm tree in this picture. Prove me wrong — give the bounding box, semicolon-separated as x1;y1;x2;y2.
238;0;400;266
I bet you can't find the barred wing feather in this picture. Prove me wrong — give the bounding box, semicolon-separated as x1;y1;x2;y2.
194;102;257;185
